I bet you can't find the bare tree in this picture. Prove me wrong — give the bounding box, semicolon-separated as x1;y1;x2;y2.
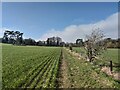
84;28;106;62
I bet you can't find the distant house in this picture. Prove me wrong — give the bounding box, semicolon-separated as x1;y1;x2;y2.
47;37;62;46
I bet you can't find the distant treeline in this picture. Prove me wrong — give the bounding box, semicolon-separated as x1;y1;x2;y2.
64;38;120;48
0;30;64;46
103;38;120;48
0;30;120;48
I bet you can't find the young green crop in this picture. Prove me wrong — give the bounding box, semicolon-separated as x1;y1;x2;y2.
2;44;119;89
2;44;61;88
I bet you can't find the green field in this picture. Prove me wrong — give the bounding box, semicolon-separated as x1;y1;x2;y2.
73;47;119;63
73;47;120;71
101;48;119;63
2;44;120;88
2;44;61;88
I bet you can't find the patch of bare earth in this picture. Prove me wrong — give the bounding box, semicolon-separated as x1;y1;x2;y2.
58;50;71;88
101;66;120;80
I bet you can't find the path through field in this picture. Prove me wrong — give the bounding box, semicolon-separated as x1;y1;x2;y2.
58;49;71;88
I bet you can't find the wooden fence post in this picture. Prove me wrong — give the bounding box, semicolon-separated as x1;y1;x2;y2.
110;61;113;72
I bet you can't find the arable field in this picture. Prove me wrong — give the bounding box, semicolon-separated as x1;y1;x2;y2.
2;44;120;89
2;44;61;88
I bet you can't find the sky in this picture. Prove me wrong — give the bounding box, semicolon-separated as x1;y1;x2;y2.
1;2;119;43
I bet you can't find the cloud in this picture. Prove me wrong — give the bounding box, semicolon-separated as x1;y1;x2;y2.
39;12;118;43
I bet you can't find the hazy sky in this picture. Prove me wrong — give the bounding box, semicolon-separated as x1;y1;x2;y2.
2;2;118;42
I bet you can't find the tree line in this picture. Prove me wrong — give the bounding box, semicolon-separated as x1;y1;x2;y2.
0;30;64;46
0;30;120;48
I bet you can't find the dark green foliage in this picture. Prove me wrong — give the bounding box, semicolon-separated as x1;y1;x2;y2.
23;38;36;45
2;30;23;45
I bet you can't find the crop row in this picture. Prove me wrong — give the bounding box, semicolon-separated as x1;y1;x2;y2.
2;44;61;88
